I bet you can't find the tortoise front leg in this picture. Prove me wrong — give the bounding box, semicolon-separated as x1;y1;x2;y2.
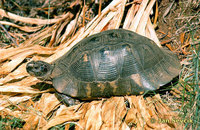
55;92;80;106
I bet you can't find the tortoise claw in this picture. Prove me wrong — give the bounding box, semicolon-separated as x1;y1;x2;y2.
55;92;80;106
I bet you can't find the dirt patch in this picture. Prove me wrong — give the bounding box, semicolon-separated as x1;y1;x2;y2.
156;0;199;59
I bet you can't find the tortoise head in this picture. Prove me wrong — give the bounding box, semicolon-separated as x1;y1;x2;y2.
26;61;53;80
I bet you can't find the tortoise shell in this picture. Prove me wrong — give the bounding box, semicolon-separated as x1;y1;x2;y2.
26;29;181;101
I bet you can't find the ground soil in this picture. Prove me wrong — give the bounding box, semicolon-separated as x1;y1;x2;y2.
156;0;199;59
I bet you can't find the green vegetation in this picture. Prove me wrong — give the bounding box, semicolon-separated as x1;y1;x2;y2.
0;115;25;129
180;31;199;129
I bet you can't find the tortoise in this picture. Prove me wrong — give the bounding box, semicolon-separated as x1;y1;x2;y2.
26;29;181;105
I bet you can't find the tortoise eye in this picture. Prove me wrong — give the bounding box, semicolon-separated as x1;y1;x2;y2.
44;68;48;72
40;65;45;71
40;66;44;70
34;66;39;70
42;66;48;72
40;64;49;72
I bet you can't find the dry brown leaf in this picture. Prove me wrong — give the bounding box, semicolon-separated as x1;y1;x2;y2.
0;51;37;74
0;95;33;110
123;4;139;29
1;108;25;119
129;0;149;31
120;122;130;130
23;115;40;129
43;104;81;129
79;101;102;129
124;107;138;127
136;0;156;35
0;9;72;25
60;19;77;44
0;46;33;62
0;64;30;85
35;93;60;116
180;32;185;45
105;0;127;29
23;93;60;129
0;85;42;94
101;97;127;129
147;18;161;47
0;21;42;32
0;45;55;63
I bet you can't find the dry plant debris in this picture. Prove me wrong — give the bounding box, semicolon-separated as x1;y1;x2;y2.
0;0;186;129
